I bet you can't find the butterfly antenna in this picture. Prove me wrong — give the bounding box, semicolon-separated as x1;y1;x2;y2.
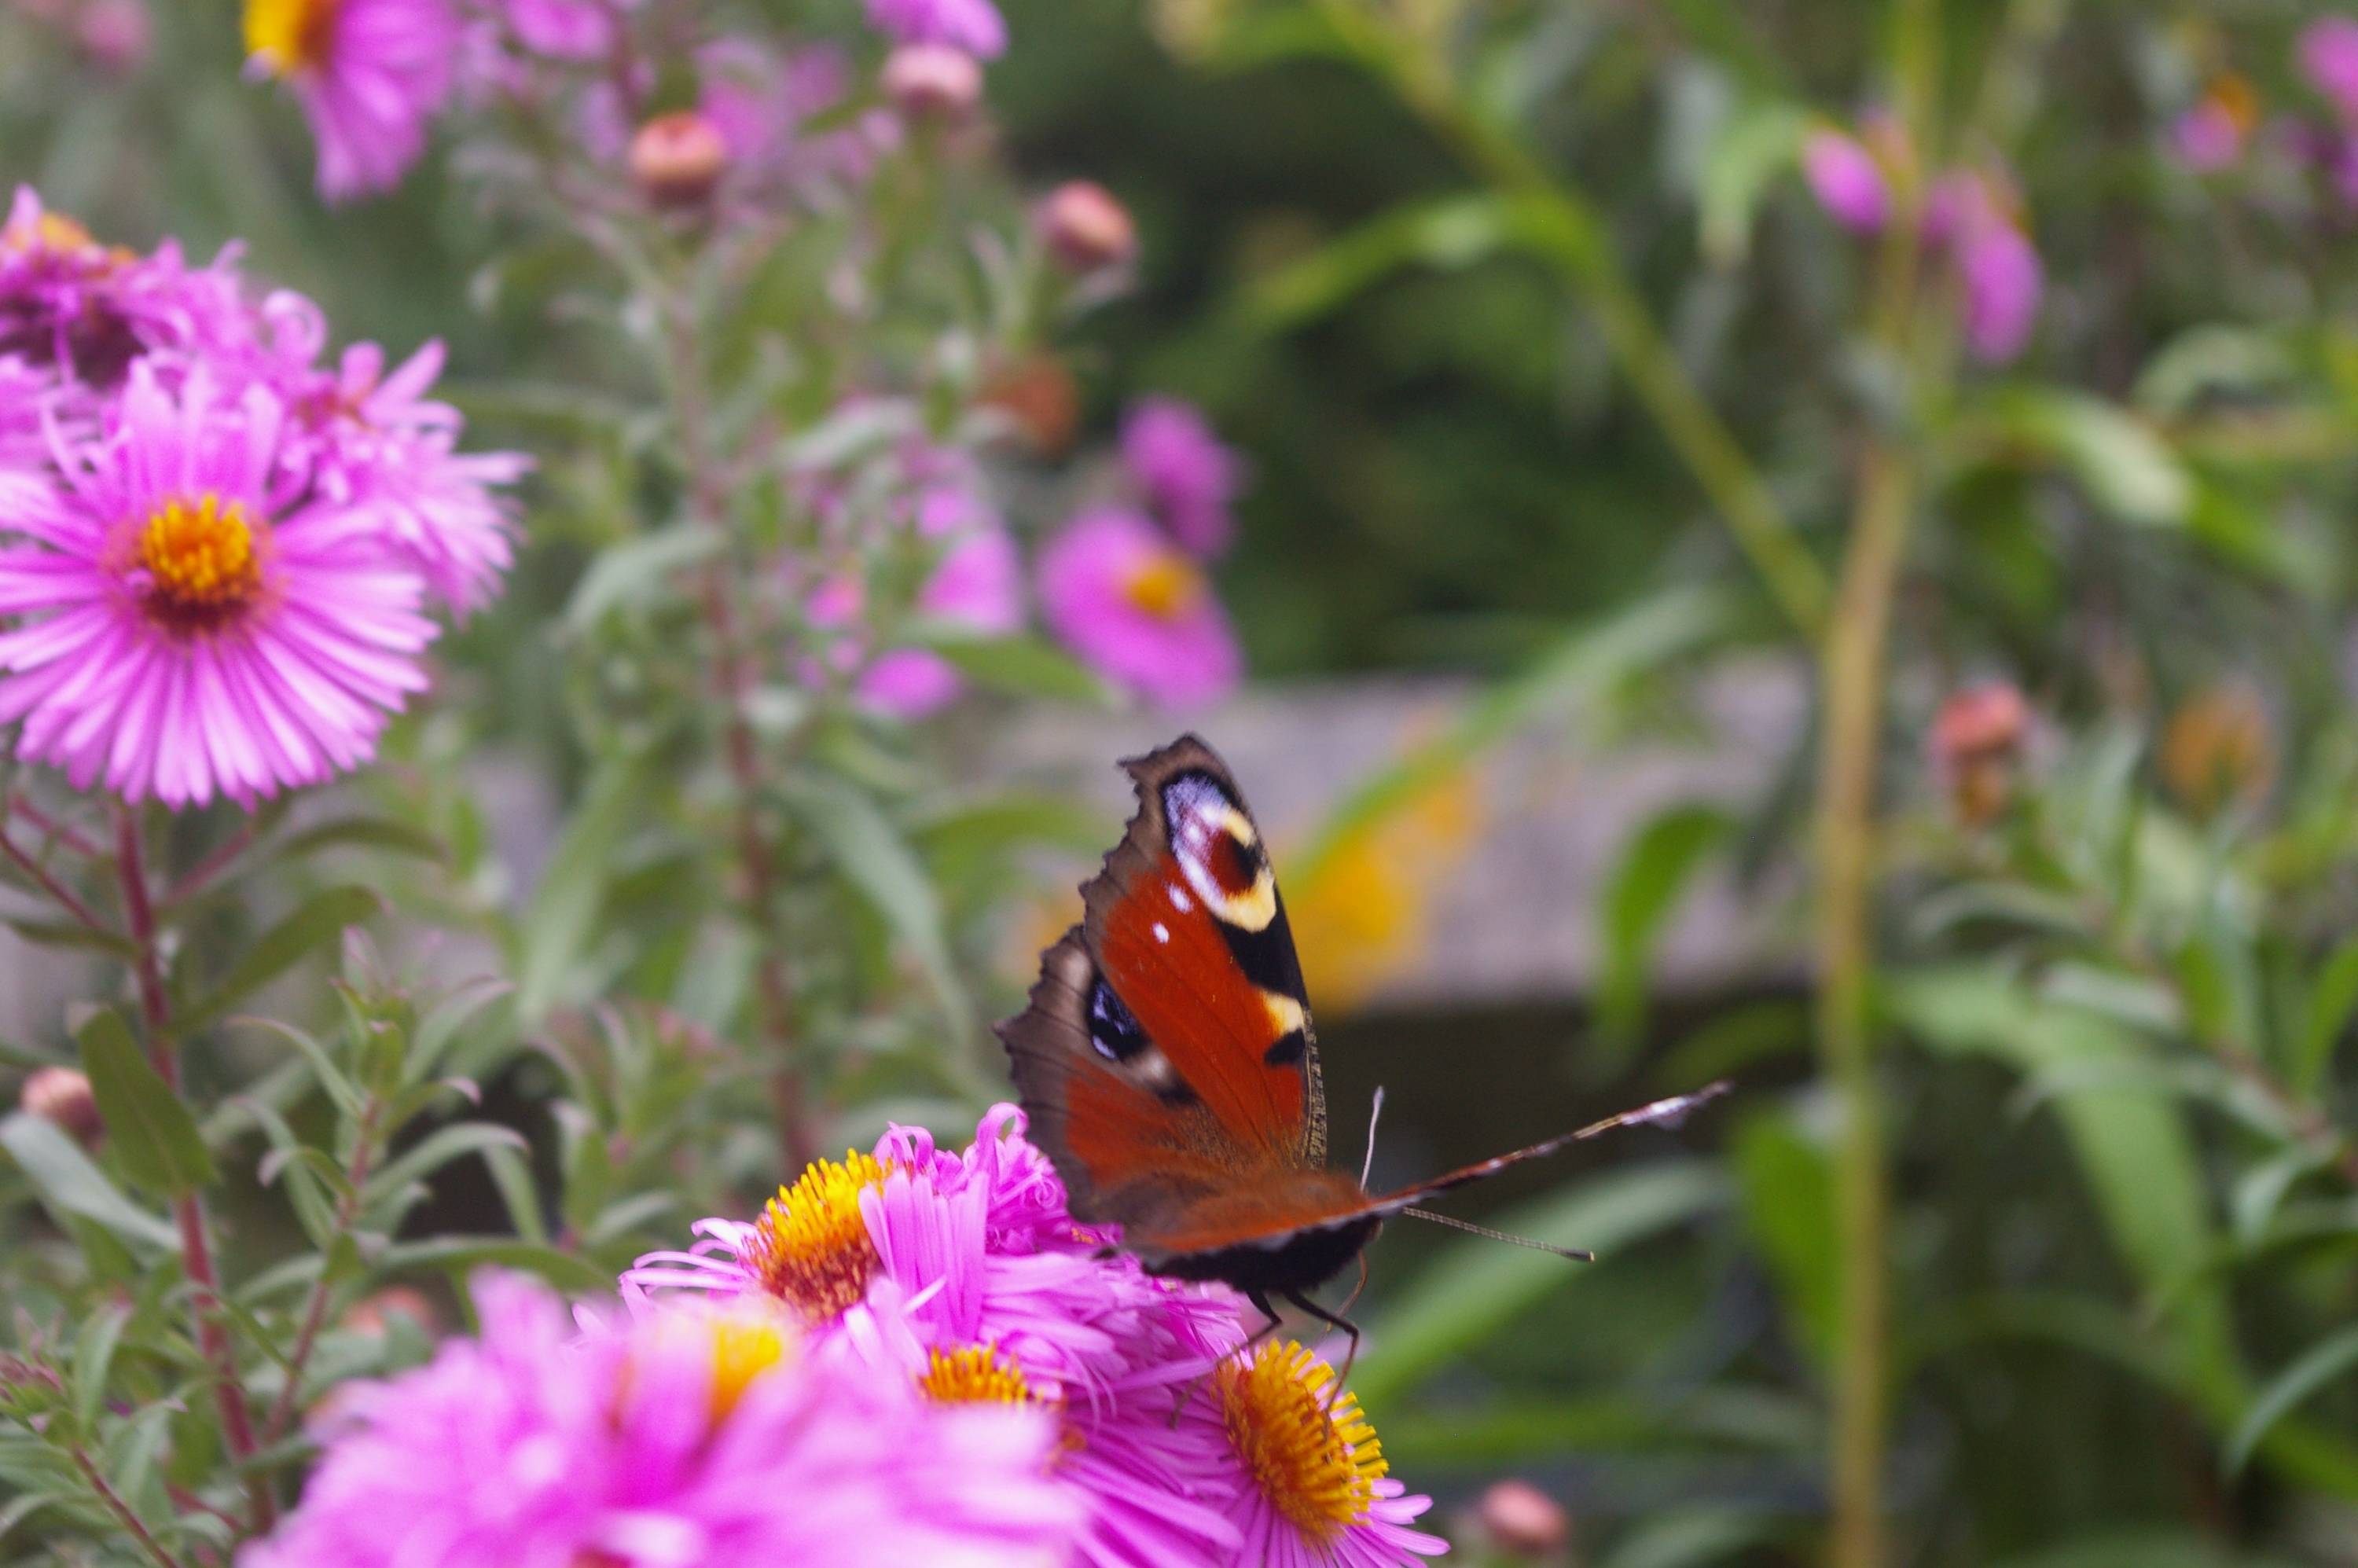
1360;1085;1386;1188
1400;1206;1596;1262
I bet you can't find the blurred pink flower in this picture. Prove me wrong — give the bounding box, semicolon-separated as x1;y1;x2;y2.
1802;127;1890;233
2301;17;2358;124
1039;507;1240;709
1122;396;1241;559
2170;75;2257;172
242;1273;1079;1568
0;365;438;808
1936;175;2043;363
857;509;1024;717
867;0;1005;61
883;43;985;121
504;0;617;58
243;0;458;200
73;0;150;72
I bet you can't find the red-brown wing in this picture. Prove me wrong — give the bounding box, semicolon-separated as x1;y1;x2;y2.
997;735;1328;1239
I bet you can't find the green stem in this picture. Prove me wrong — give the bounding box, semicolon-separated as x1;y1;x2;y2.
1309;0;1830;639
1819;5;1941;1565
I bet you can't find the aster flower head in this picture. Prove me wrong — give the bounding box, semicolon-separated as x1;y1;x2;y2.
244;1272;1079;1568
1931;173;2043;364
0;363;438;808
1122;396;1242;559
867;0;1006;61
244;0;459;199
1039;506;1240;710
2171;76;2257;172
1215;1340;1447;1567
2303;17;2358;125
1802;126;1890;233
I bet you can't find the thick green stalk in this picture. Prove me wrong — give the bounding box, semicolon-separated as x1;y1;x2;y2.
1820;5;1942;1566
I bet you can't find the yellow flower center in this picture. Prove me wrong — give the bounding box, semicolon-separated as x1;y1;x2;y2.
135;494;266;632
705;1315;791;1420
2;210;97;257
1121;550;1203;622
1218;1341;1387;1542
745;1151;891;1320
244;0;339;74
920;1345;1034;1405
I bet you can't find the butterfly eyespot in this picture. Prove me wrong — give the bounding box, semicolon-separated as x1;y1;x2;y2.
1162;772;1278;934
1088;979;1149;1063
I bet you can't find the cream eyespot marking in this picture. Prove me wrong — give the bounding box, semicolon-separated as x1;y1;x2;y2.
1262;990;1306;1038
1163;772;1280;933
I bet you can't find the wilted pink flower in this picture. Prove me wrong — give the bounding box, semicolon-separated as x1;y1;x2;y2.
631;111;731;205
243;0;458;200
866;0;1005;61
243;1273;1079;1568
1039;507;1240;708
0;365;438;807
1802;127;1890;233
1122;396;1241;559
2302;17;2358;124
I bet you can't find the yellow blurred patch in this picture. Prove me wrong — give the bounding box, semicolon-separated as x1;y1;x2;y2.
1283;764;1481;1015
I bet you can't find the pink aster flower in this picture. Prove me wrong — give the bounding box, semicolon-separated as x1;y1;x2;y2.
0;364;437;808
0;357;46;466
1931;174;2044;364
1212;1340;1449;1568
1122;397;1242;559
1802;127;1890;233
2303;17;2358;125
857;489;1024;718
867;0;1006;61
2171;77;2257;172
244;1272;1078;1568
504;0;623;58
1039;506;1240;710
244;0;459;200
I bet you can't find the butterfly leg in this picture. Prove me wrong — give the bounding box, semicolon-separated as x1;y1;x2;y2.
1281;1288;1361;1410
1168;1291;1285;1427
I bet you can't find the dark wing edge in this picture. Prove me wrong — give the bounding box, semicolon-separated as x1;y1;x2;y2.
995;929;1115;1224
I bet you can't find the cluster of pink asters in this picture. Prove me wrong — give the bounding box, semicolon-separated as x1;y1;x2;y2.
1039;398;1246;711
2162;20;2358;209
241;0;1001;201
0;187;522;808
1799;117;2044;364
615;1103;1449;1567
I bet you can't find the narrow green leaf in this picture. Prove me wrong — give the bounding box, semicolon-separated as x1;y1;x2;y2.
1982;389;2193;527
0;1113;179;1250
180;886;383;1035
2;916;139;962
1597;803;1735;1050
2228;1326;2358;1474
363;1123;530;1213
230;1017;365;1119
564;524;722;631
273;816;448;865
906;627;1116;706
76;1008;215;1196
518;758;644;1023
482;1142;548;1243
2296;935;2358;1094
377;1237;612;1291
787;776;971;1037
69;1302;130;1430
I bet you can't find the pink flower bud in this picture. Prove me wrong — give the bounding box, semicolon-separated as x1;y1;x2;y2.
883;44;983;121
630;112;730;207
1931;681;2029;828
20;1066;101;1147
1478;1478;1570;1559
1038;180;1137;273
74;0;150;73
1802;127;1890;233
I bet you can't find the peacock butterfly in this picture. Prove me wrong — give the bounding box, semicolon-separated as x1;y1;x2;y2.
997;733;1728;1352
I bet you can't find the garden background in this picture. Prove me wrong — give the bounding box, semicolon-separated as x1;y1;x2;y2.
6;1;2358;1565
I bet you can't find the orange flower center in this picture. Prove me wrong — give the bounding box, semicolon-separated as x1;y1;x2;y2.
919;1345;1034;1405
1218;1341;1387;1542
136;494;266;631
1121;550;1202;622
744;1151;891;1320
244;0;340;74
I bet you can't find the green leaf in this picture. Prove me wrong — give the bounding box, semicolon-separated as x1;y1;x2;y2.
180;886;383;1035
517;758;645;1023
76;1008;215;1196
230;1016;365;1120
1350;1161;1722;1408
363;1124;531;1213
1732;1113;1837;1365
2227;1326;2358;1475
376;1237;612;1291
69;1302;130;1430
272;816;448;865
2;916;140;962
905;626;1116;706
1596;803;1735;1050
786;776;971;1037
563;524;722;631
0;1113;178;1250
1982;389;2193;527
1699;100;1806;266
2296;935;2358;1094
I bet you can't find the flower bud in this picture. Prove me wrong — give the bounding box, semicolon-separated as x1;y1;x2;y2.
74;0;150;73
20;1066;101;1147
981;353;1081;457
630;112;730;207
2162;683;2275;817
1038;180;1137;273
1930;681;2029;828
343;1285;439;1338
1478;1478;1570;1559
883;44;983;122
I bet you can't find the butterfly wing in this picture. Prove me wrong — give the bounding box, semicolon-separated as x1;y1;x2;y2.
999;735;1330;1246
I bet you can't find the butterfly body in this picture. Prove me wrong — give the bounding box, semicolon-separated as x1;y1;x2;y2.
999;734;1727;1310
